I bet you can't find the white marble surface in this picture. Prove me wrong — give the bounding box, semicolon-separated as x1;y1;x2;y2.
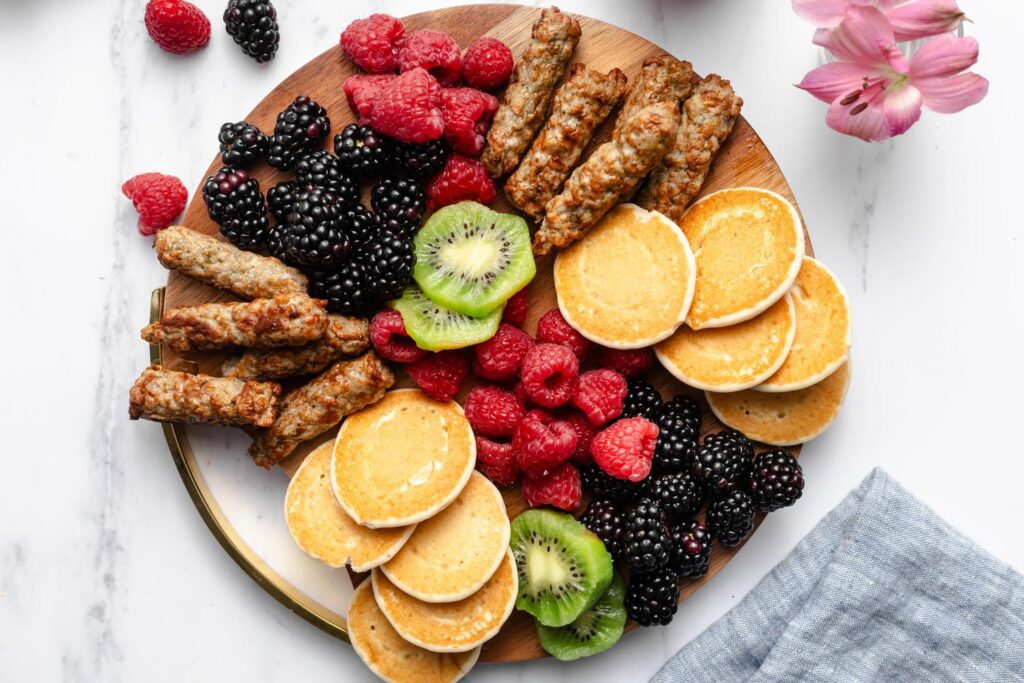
1;0;1022;680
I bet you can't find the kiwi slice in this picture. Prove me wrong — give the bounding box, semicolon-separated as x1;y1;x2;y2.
537;571;626;661
510;509;613;628
413;201;536;317
391;286;503;351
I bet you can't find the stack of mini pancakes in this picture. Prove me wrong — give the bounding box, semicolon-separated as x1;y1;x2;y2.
284;389;513;683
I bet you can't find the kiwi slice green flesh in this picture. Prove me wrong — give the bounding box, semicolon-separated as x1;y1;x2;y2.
391;286;503;352
537;572;626;661
510;509;613;628
413;201;536;318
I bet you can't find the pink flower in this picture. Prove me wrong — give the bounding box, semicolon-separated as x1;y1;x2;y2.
793;0;967;40
797;6;987;141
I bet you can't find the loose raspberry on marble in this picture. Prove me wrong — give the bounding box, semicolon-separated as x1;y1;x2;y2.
561;410;598;465
370;68;444;144
439;88;498;156
475;435;519;488
121;172;188;236
340;13;405;73
572;369;627;426
144;0;211;55
523;461;582;512
396;29;463;86
370;310;425;364
472;323;535;381
501;288;529;327
591;417;660;482
405;350;468;402
463;385;525;438
462;37;514;91
536;309;591;361
343;74;395;122
426;155;497;209
513;409;577;477
519;343;579;408
595;346;655;378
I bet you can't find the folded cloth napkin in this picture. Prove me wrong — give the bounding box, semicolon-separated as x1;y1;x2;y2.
652;468;1024;682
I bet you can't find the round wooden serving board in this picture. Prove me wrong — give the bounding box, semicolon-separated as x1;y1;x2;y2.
161;3;812;664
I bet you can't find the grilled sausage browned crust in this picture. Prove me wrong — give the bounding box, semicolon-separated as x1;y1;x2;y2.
480;7;581;178
247;352;395;468
222;314;370;381
613;55;694;138
155;225;307;299
128;366;281;427
533;101;681;255
505;64;627;222
637;74;743;224
141;293;329;352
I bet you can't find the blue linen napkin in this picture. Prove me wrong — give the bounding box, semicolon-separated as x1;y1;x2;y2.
652;468;1024;682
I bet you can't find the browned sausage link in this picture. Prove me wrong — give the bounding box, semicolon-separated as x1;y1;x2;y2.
637;74;743;224
504;64;627;221
613;55;694;138
480;7;581;178
533;101;681;255
140;293;329;352
155;225;308;299
223;314;371;381
128;366;281;427
247;352;395;469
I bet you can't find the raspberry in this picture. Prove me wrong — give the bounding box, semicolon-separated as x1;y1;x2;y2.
370;310;425;364
144;0;211;55
591;417;660;482
439;88;498;156
475;436;519;488
596;346;655;378
513;410;577;477
122;173;188;236
473;323;534;381
426;155;497;210
405;350;468;402
523;462;581;512
572;369;627;426
464;385;525;438
519;343;579;408
340;13;404;73
536;309;591;361
512;381;531;405
561;411;597;464
501;288;529;327
462;37;514;91
343;74;395;122
396;29;463;86
371;68;445;144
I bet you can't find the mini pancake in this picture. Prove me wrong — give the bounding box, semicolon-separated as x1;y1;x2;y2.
372;548;518;653
656;292;796;392
285;442;414;572
381;472;511;603
756;257;851;392
706;360;851;446
681;187;804;329
348;580;480;683
554;203;695;349
331;389;475;529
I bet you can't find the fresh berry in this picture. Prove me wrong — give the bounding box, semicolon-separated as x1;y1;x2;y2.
144;0;211;55
501;288;529;327
218;121;269;168
405;350;468;402
392;138;451;178
621;378;663;420
561;411;597;464
523;462;581;512
281;188;348;269
426;155;497;210
439;88;498;155
652;396;702;474
371;177;427;235
669;520;712;578
475;436;519;488
268;96;330;171
519;343;579;408
308;261;372;314
580;464;644;503
333;124;393;176
706;490;755;547
693;429;753;497
371;68;445;145
596;347;655;379
580;498;626;561
464;385;524;438
341;204;381;261
202;167;268;250
370;309;425;364
122;172;188;236
513;410;577;477
626;566;679;626
591;417;659;482
511;381;530;405
472;323;534;381
223;0;279;63
572;369;627;426
462;37;514;91
264;222;293;264
536;309;591;361
366;233;416;301
343;74;395;122
396;30;463;86
641;471;706;521
295;151;359;208
623;499;672;573
266;180;302;225
748;449;804;512
340;13;404;73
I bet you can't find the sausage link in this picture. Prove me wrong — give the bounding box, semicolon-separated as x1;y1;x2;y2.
613;55;693;138
128;366;280;427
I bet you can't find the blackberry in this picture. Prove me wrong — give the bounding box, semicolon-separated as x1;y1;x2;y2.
641;471;706;521
622;499;672;573
264;221;293;264
295;151;359;208
706;490;755;547
202;167;268;250
366;233;415;302
333;124;393;176
218;121;269;168
392;138;450;178
652;395;702;474
223;0;279;63
308;260;372;314
579;498;626;562
748;449;804;512
268;96;330;171
371;177;426;235
692;429;753;497
622;378;663;420
282;188;349;270
267;180;302;224
340;204;380;261
669;520;712;578
625;566;679;627
580;465;644;503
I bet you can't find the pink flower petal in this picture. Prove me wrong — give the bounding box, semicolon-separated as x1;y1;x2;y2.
882;84;924;136
798;62;877;104
908;35;979;80
886;0;967;41
816;5;898;66
825;95;890;141
914;72;989;113
792;0;852;27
